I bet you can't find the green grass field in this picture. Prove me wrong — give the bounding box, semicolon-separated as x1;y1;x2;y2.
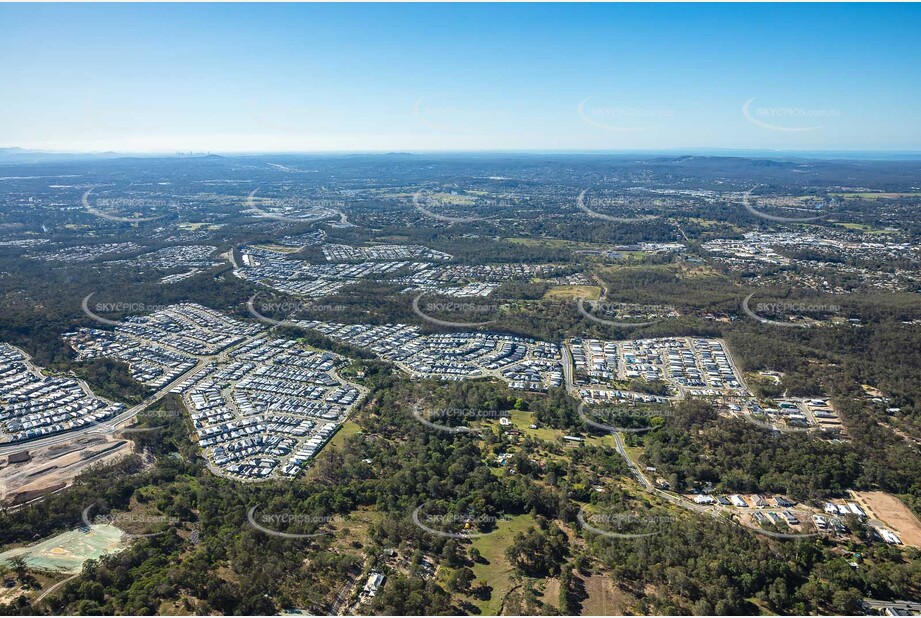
507;409;565;442
830;192;921;199
584;433;618;449
831;221;892;235
323;420;362;452
507;237;595;249
543;285;602;301
469;514;536;615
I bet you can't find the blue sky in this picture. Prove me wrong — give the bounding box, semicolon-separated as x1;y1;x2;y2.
1;3;919;153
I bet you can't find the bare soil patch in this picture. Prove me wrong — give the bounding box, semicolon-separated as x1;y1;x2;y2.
1;436;131;506
580;573;635;616
853;491;921;549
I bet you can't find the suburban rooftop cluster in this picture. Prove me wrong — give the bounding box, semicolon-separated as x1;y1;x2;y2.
396;263;558;297
29;242;143;263
570;336;747;396
300;321;564;390
64;303;364;479
321;243;452;262
171;337;363;480
720;397;845;435
66;304;263;390
102;244;220;272
704;231;920;293
0;343;125;444
234;245;431;299
235;243;564;300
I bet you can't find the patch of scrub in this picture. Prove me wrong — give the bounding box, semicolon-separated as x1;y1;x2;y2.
0;525;128;574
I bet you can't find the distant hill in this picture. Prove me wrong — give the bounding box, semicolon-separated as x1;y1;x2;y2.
0;147;123;164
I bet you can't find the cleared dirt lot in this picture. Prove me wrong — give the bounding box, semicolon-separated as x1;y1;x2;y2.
0;524;127;574
853;491;921;549
579;574;635;616
0;436;131;506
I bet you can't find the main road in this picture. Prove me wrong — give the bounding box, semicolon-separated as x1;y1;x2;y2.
0;359;211;457
0;328;270;457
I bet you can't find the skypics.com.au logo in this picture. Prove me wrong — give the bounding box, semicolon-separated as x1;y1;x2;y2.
246;505;344;540
742;97;841;133
578;402;674;434
412;405;509;435
82;189;171;223
577;98;675;132
82;503;180;539
742;293;842;329
412;292;498;328
248;294;348;328
576;189;663;224
577;507;676;539
81;293;171;328
577;299;674;328
740;188;836;223
411;506;499;539
245;188;344;223
413;189;487;223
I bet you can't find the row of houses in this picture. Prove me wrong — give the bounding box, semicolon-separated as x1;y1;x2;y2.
823;501;868;518
579;387;669;405
182;338;361;480
67;328;197;389
236;244;435;300
0;343;125;443
690;339;743;390
63;305;363;481
571;338;618;382
303;321;564;390
503;360;564;391
322;243;452;262
66;304;264;393
395;262;554;297
114;303;262;356
728;398;844;434
712;494;795;509
281;422;339;476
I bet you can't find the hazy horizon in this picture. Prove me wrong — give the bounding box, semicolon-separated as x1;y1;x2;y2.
4;146;921;163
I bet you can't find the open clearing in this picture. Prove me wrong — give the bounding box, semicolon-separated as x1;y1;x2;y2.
251;243;302;253
830;192;921;199
0;571;65;606
830;221;892;234
469;513;536;615
584;433;618;449
323;420;361;452
579;573;635;615
178;222;221;231
543;285;602;301
1;436;131;507
505;409;564;442
853;491;921;549
508;237;599;250
0;525;127;573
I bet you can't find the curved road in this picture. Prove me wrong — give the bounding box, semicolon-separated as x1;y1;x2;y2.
562;339;729;520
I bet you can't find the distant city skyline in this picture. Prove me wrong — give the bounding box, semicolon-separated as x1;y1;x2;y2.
2;3;920;153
